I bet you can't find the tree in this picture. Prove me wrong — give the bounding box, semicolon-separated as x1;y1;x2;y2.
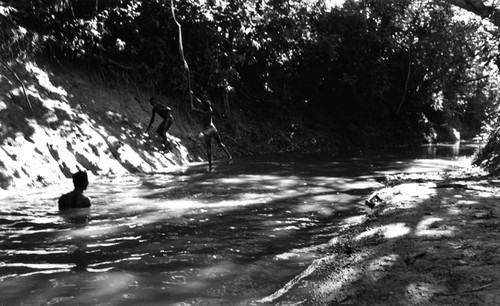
446;0;500;27
6;0;498;148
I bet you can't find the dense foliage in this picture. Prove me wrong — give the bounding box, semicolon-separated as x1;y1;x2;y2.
3;0;500;146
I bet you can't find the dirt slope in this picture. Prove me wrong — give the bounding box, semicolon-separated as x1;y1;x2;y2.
0;61;199;189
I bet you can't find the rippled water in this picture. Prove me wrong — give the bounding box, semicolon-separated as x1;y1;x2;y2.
0;143;477;305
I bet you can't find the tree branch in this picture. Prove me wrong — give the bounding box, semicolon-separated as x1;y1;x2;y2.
0;59;33;111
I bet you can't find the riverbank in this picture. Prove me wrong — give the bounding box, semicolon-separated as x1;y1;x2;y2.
0;60;345;190
262;167;500;305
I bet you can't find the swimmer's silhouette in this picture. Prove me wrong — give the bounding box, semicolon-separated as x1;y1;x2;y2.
145;97;174;150
58;171;91;210
190;91;232;171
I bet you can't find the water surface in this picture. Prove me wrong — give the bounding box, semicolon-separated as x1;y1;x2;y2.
0;143;477;305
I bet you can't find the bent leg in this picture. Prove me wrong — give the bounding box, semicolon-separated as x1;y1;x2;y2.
157;120;172;150
156;120;167;137
213;132;232;159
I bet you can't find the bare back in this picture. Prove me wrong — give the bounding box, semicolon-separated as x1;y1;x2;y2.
58;190;91;210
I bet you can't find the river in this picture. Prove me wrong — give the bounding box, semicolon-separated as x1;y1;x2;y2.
0;143;478;305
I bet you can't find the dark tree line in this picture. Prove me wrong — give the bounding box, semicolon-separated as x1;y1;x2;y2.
2;0;499;146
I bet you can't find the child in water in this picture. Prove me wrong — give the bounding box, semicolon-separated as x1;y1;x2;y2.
58;171;91;210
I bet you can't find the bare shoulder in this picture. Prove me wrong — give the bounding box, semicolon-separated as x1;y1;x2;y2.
58;191;73;209
83;196;91;207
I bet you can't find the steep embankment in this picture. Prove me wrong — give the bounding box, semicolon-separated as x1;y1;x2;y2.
472;128;500;175
0;59;348;190
0;61;199;189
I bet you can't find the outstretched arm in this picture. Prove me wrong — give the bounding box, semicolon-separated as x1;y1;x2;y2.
145;109;156;132
189;91;206;114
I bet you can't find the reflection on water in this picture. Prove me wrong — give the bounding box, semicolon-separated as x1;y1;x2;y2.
0;143;477;305
422;142;473;159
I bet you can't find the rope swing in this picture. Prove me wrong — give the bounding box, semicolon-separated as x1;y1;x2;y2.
170;0;192;97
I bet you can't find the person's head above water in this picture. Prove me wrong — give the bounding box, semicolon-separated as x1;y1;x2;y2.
72;171;88;191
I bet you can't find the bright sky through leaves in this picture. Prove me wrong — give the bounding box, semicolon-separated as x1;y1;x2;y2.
325;0;346;8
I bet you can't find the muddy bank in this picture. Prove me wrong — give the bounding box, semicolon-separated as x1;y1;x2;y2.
0;61;200;189
261;169;500;305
